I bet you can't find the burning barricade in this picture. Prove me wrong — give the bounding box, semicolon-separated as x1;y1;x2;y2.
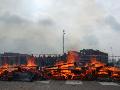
46;51;120;81
0;56;46;81
0;51;120;82
46;51;83;80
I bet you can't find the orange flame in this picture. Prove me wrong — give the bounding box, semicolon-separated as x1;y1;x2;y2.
27;56;37;67
48;51;80;79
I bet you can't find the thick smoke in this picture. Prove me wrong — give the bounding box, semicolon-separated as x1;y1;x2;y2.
105;15;120;32
0;0;120;55
0;12;60;54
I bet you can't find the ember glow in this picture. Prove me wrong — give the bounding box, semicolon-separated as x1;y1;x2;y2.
0;51;120;81
47;51;120;80
26;56;37;67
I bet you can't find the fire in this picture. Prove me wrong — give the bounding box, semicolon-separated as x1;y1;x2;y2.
47;52;120;80
26;56;37;67
0;56;37;77
67;51;79;64
47;51;81;80
0;51;120;81
0;63;15;76
108;67;120;72
2;63;9;69
85;58;105;68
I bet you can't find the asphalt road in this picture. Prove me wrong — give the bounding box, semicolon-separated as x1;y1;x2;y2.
0;80;120;90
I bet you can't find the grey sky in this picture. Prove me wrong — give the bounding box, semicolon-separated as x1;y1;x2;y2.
0;0;120;55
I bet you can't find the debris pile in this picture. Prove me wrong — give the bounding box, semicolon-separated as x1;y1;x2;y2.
0;51;120;82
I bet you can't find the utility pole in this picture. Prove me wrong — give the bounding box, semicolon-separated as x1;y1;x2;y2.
110;47;115;64
63;30;65;54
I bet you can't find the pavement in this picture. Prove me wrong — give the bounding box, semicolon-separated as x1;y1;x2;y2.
0;80;120;90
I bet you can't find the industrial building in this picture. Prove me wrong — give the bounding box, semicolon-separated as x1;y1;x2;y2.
0;49;109;67
79;49;108;64
0;53;29;66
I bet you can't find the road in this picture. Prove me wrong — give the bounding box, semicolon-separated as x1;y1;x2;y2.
0;80;120;90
